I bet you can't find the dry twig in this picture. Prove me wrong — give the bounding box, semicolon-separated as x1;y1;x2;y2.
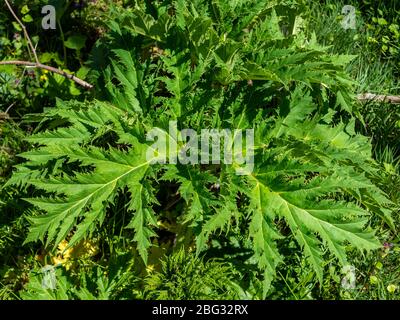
357;93;400;104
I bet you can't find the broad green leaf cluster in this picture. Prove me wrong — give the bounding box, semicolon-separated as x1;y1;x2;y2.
3;0;396;298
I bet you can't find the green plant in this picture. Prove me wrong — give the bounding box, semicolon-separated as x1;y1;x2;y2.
0;0;108;116
20;253;135;300
359;0;400;64
5;0;395;299
141;248;239;300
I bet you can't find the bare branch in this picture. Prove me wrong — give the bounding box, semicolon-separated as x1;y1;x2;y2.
4;0;39;65
357;93;400;104
0;60;93;89
5;102;16;114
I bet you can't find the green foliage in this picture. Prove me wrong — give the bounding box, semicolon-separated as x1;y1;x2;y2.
21;254;135;300
0;0;399;300
142;248;239;299
360;0;400;64
4;0;394;298
308;0;400;93
0;0;109;115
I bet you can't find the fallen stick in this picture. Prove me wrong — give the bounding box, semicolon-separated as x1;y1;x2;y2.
357;93;400;104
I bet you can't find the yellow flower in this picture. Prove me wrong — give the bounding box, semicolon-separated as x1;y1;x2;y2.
51;255;65;266
146;264;155;273
49;239;74;269
58;240;68;251
51;254;73;270
72;239;99;258
387;284;397;294
48;238;99;270
40;74;48;82
369;276;379;285
83;240;99;257
57;239;73;259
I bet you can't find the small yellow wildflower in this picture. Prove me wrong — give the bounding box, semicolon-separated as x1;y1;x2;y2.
51;253;73;270
58;239;73;259
72;239;99;258
58;239;68;251
48;239;99;270
50;240;74;269
51;255;66;266
146;264;155;273
369;276;379;285
40;74;48;82
387;284;397;294
82;239;99;256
